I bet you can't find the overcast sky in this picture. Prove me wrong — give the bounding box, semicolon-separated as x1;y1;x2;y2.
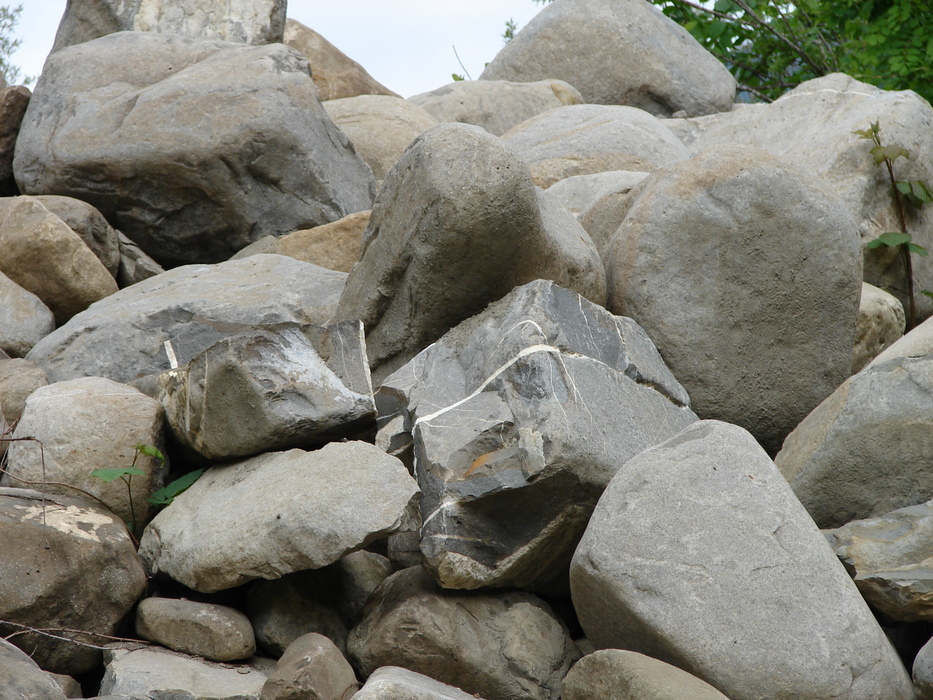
12;1;547;98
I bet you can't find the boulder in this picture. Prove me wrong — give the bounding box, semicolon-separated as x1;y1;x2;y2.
562;649;729;700
501;104;688;188
14;32;374;267
868;307;933;368
545;170;646;218
606;145;862;453
0;639;68;700
409;79;583;137
1;377;167;529
354;667;482;700
0;270;54;357
157;321;374;460
132;0;286;44
135;597;256;661
852;282;905;374
570;420;914;700
231;210;369;273
284;19;399;101
323;95;439;185
333;122;605;383
116;231;164;287
0;488;147;675
0;196;118;323
577;172;650;256
31;195;121;277
0;86;30;196
138;442;419;592
776;353;933;527
26;255;346;385
260;633;358;700
347;566;577;700
50;0;142;53
0;358;47;424
378;280;696;590
480;0;736;117
914;636;933;700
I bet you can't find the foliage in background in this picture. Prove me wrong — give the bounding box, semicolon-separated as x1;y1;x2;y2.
0;4;31;86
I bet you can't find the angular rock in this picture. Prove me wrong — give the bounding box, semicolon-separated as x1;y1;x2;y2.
544;170;646;218
852;282;905;374
0;639;68;700
606;145;862;453
571;420;913;700
0;357;48;424
0;270;54;357
480;0;736;117
354;667;482;700
562;649;729;700
45;672;82;699
139;442;419;592
231;210;369;273
31;195;121;277
283;19;399;100
157;321;374;460
333;122;606;383
135;597;256;662
501;104;688;188
776;353;933;527
0;488;147;675
14;32;374;267
51;0;143;53
0;86;30;196
379;279;696;590
0;196;118;323
348;566;577;700
825;502;933;622
409;79;583;137
260;633;358;700
323;95;439;185
133;0;287;44
116;231;164;287
99;644;268;699
26;255;346;385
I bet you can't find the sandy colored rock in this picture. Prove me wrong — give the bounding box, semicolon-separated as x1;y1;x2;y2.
135;597;256;661
0;270;54;357
852;282;905;374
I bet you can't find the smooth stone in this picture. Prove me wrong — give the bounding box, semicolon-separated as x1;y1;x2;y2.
135;597;256;662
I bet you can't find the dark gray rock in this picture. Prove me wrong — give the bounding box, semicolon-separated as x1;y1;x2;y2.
0;639;68;700
0;86;30;196
260;633;358;700
115;231;164;287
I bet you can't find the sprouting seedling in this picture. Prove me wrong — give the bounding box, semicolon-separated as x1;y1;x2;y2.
91;443;164;533
855;120;933;329
148;468;204;507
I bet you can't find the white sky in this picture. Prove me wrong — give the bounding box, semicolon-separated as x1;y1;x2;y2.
12;1;548;98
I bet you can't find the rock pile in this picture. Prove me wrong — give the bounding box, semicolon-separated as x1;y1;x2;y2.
1;0;932;698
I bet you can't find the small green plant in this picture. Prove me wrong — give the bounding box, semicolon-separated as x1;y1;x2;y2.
855;120;933;329
91;443;164;532
149;468;205;507
503;18;518;43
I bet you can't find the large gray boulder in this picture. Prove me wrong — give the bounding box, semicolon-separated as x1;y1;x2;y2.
260;633;358;700
606;145;862;453
0;639;68;700
570;420;914;700
133;0;286;44
138;442;419;592
26;255;346;385
480;0;735;117
0;270;54;357
776;353;933;528
333;122;606;383
14;32;374;267
379;280;696;590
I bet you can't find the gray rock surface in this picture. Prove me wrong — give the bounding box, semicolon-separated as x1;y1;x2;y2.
776;353;933;527
501;104;688;188
260;633;358;700
139;442;418;592
157;321;374;460
0;639;68;700
0;488;147;675
30;195;121;277
51;0;142;53
379;279;696;590
354;667;482;700
14;32;374;267
135;597;256;661
133;0;286;44
2;377;166;529
914;636;933;700
868;308;933;368
0;86;30;196
481;0;736;117
571;420;913;700
852;282;905;374
26;255;346;385
606;145;862;453
333;122;605;383
0;357;48;424
545;170;647;218
116;231;164;287
0;270;54;357
409;79;583;137
348;566;577;700
577;172;650;256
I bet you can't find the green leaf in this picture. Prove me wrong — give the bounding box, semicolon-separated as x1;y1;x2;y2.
907;242;929;256
870;145;888;163
136;444;165;462
148;469;205;506
867;232;913;248
884;144;910;161
921;290;933;299
853;128;875;139
708;20;727;38
897;180;913;195
91;467;145;483
451;73;464;81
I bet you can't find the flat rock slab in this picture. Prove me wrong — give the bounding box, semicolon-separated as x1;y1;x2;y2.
570;420;913;700
138;442;418;592
354;667;483;700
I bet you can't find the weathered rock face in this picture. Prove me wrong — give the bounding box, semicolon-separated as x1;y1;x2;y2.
116;230;165;287
14;32;374;267
0;488;147;675
157;321;374;461
132;0;286;44
409;79;583;137
2;377;166;529
570;420;914;700
30;195;121;278
0;85;30;196
51;0;143;53
348;566;578;700
0;358;47;424
379;280;696;590
0;270;54;357
606;145;862;453
776;354;933;528
545;170;647;218
501;104;688;188
138;442;419;592
852;282;905;374
135;597;256;662
0;639;68;700
480;0;736;117
26;255;346;385
354;667;482;700
333;122;606;383
283;19;399;100
915;637;933;700
260;633;358;700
